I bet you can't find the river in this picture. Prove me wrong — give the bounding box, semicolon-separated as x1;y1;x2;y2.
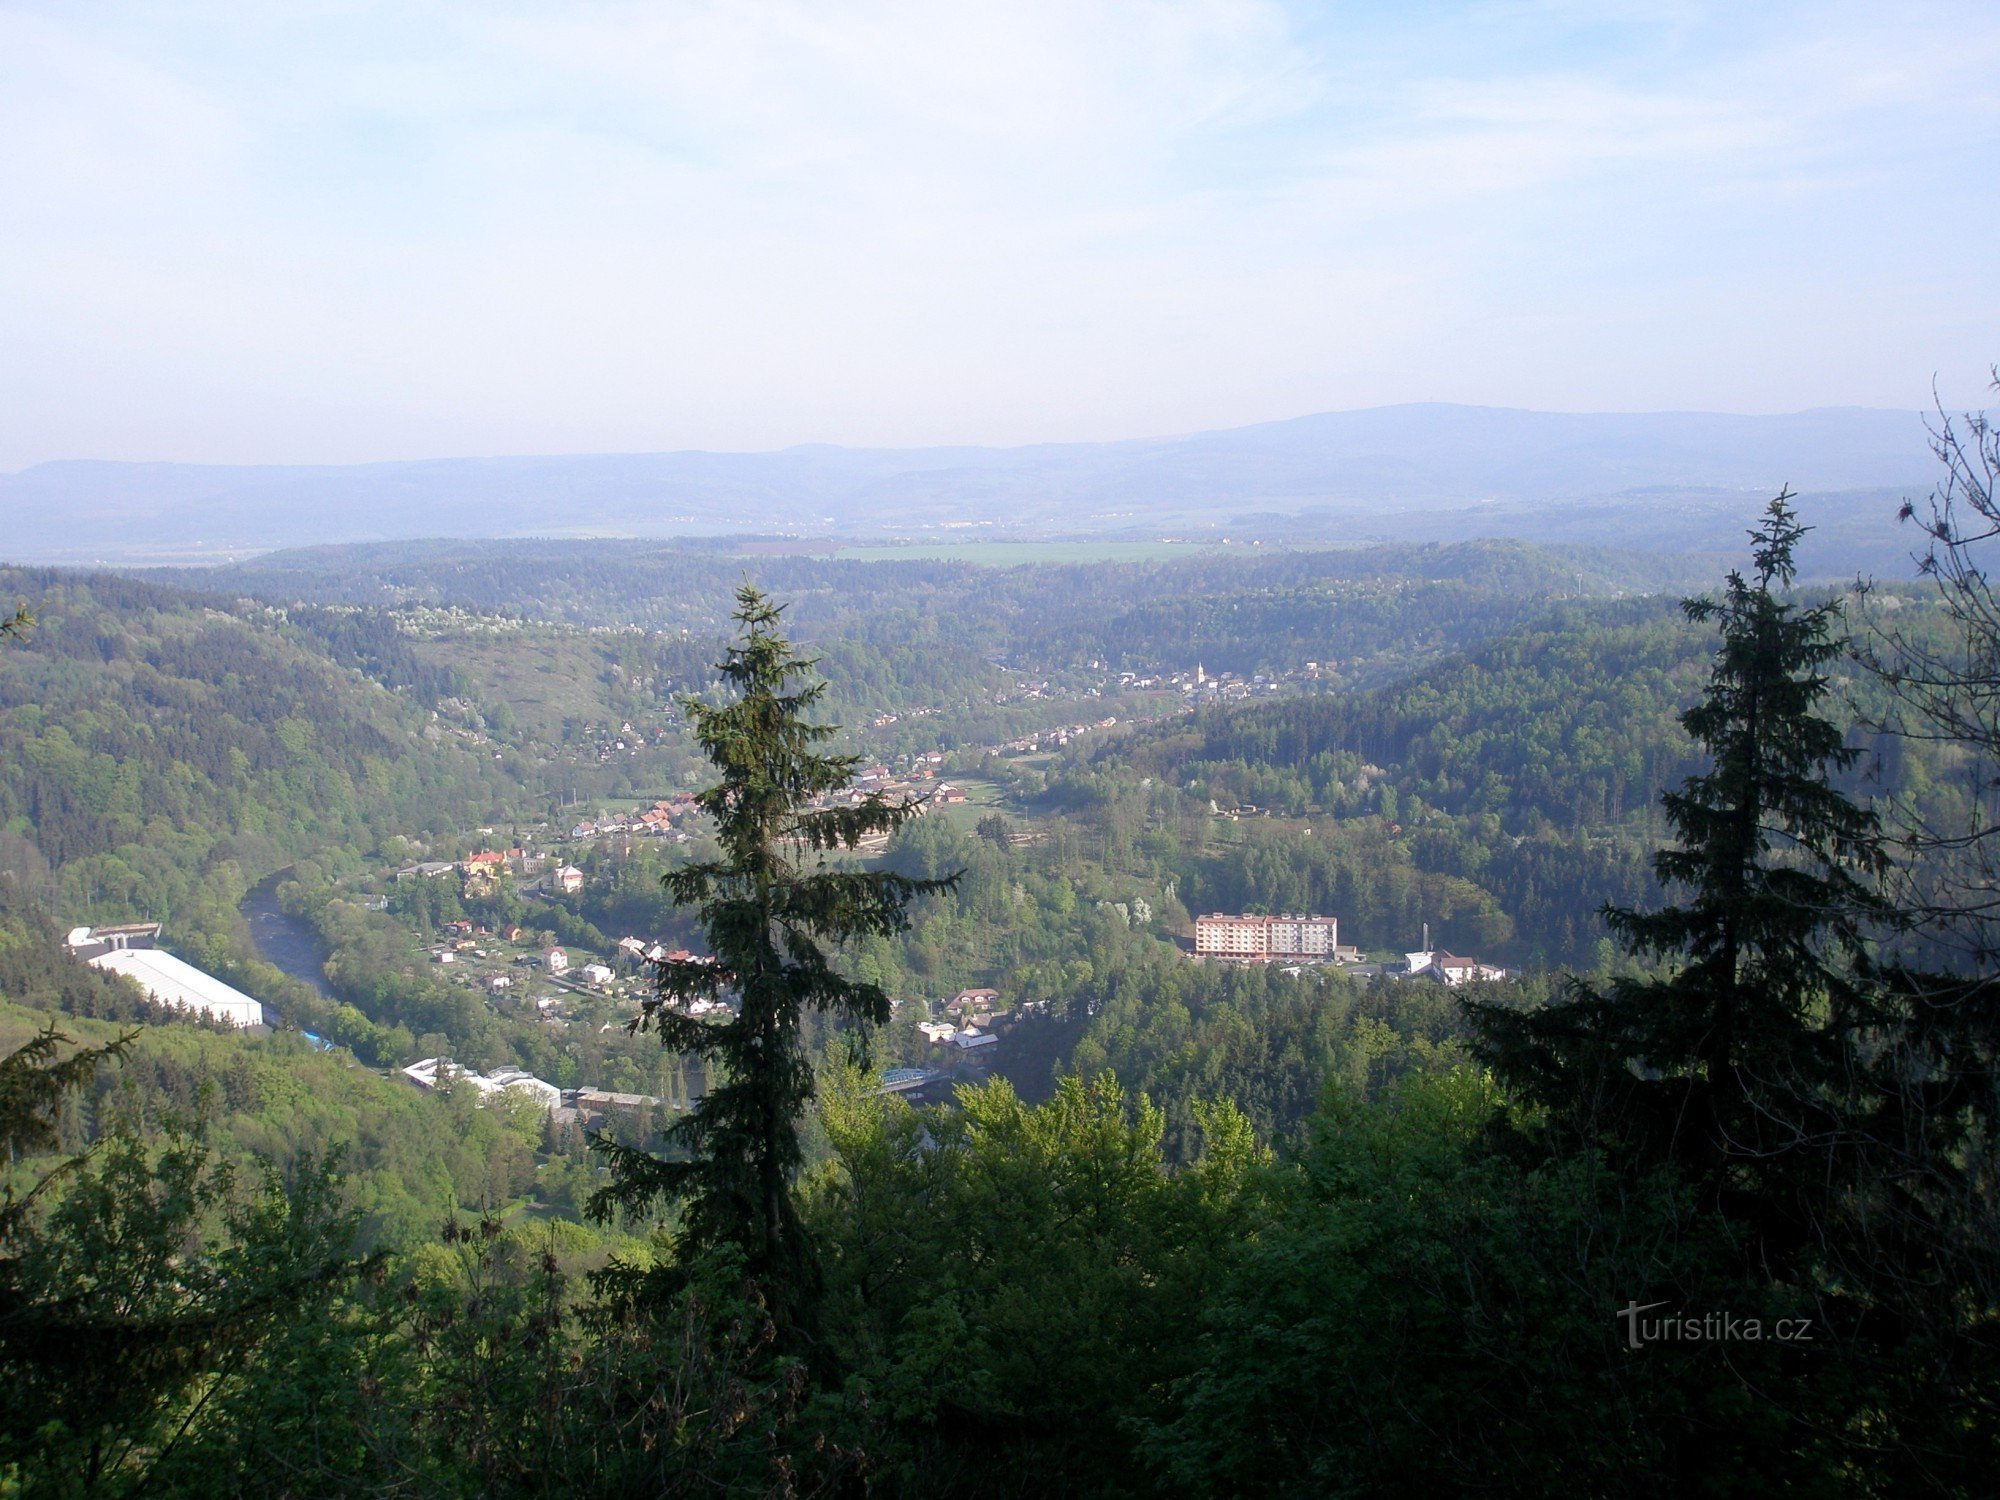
241;870;337;1000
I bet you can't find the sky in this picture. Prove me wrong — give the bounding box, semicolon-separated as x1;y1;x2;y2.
2;0;1997;469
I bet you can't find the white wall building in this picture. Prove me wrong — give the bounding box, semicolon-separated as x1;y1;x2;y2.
401;1057;561;1113
1427;953;1508;987
1195;913;1339;959
64;922;163;959
84;946;267;1028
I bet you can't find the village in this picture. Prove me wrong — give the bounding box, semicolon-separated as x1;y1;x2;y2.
114;648;1428;1147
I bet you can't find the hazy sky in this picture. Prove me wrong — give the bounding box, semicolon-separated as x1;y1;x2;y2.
3;1;1997;469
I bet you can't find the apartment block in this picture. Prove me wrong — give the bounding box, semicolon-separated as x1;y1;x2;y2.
1195;912;1339;959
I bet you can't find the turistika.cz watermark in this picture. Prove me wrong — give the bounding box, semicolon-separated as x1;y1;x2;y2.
1618;1301;1815;1350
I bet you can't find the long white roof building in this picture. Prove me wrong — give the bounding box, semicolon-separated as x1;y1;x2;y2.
401;1057;561;1113
87;947;268;1028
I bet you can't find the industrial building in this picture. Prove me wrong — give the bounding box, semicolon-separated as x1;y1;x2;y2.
66;925;268;1028
401;1057;562;1113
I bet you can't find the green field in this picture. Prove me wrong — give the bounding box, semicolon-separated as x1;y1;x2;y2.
833;540;1219;566
930;776;1009;829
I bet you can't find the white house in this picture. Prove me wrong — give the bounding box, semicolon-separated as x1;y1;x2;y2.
580;962;614;987
553;865;584;895
544;947;569;975
952;1028;999;1051
1427;952;1508;987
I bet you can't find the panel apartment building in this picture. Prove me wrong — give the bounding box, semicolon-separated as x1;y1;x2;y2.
1195;912;1339;960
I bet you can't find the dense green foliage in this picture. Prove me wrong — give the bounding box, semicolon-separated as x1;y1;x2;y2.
1;499;1995;1493
0;1016;358;1492
1129;596;1710;830
1464;502;1995;1487
0;999;589;1253
802;1068;1267;1494
0;568;515;968
152;537;1713;716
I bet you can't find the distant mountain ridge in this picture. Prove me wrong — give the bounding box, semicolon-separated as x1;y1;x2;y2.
1;403;1939;564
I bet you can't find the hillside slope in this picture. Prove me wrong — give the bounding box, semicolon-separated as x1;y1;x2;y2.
0;568;516;957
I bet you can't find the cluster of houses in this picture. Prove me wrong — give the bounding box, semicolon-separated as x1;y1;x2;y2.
791;756;969;852
615;935;673;965
1178;665;1274;705
402;1056;562;1112
401;856;578;898
538;947;614;985
868;707;941;728
417;922;631;1024
563;715;679;768
397;848;542;881
1189;914;1508;986
569;792;698;844
549;755;983;876
916;987;1005;1052
1002;662;1275;713
835;755;950;802
974;658;1333;766
999;717;1121;754
616;938;731;1017
1111;664;1312;695
511;944;613;987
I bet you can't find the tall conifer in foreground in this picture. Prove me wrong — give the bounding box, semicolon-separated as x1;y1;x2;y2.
1468;494;2000;1483
592;585;951;1322
1474;494;1891;1232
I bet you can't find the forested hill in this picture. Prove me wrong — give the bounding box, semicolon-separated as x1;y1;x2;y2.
1064;587;1931;973
146;535;1706;617
142;536;1716;683
0;567;515;957
1043;597;1725;974
1103;595;1717;835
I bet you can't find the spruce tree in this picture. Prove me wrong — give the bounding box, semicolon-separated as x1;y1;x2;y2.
1472;495;2000;1481
592;586;952;1318
1474;495;1891;1224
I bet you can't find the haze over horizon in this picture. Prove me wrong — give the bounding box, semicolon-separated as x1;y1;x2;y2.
0;401;1945;573
0;396;1944;477
4;1;1998;472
